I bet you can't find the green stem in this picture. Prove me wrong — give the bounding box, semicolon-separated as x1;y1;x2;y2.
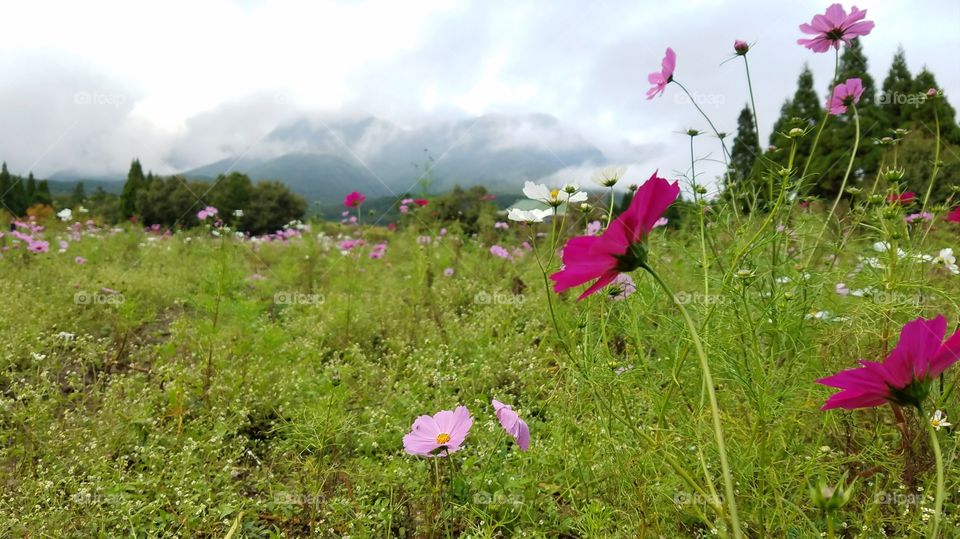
921;102;941;212
806;104;859;267
742;55;761;151
800;49;839;181
606;188;616;228
642;264;742;538
690;135;709;297
919;405;944;538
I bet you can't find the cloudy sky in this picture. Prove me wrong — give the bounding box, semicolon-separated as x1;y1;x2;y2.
1;0;958;190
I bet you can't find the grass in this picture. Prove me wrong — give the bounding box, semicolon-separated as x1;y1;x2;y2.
0;204;957;537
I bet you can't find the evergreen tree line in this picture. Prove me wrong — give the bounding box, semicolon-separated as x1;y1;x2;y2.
0;163;52;215
119;160;308;234
727;40;959;209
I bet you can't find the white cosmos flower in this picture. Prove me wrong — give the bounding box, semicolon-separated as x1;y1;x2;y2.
57;208;73;221
930;410;951;431
522;181;587;207
508;208;552;223
592;166;626;188
932;248;959;274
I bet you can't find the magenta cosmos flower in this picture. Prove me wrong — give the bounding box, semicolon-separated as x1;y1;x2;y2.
343;191;366;208
798;4;874;53
946;207;960;223
551;172;679;300
646;48;676;100
817;316;960;410
828;78;864;115
403;406;473;457
492;399;530;451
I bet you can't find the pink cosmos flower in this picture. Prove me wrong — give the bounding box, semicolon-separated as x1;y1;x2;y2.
443;267;455;277
550;172;680;300
490;245;512;260
797;4;874;53
74;256;87;265
586;220;602;236
835;283;850;296
887;192;916;205
399;205;409;214
828;78;864;115
817;316;960;410
403;406;473;457
198;206;219;220
492;400;530;451
646;48;676;100
343;191;366;208
608;273;637;301
905;212;933;224
946;207;960;223
733;40;749;55
28;240;49;253
653;217;669;229
414;198;429;207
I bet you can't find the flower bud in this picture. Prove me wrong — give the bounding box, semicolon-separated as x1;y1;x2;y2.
733;40;749;55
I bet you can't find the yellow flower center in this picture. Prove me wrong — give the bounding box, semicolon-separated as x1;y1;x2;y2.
549;189;559;200
436;433;451;444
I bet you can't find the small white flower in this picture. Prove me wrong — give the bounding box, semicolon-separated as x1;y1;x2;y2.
932;248;959;274
57;208;73;221
55;332;75;341
508;208;552;223
592;165;626;188
522;181;587;207
930;410;951;431
233;209;244;218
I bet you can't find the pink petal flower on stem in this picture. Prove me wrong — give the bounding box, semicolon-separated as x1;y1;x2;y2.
887;192;915;205
946;207;960;223
492;400;530;451
28;240;49;253
402;406;473;457
343;191;366;208
817;316;960;410
550;172;679;300
798;3;874;53
828;78;864;115
646;48;676;100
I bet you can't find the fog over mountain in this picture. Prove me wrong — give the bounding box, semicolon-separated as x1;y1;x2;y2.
2;0;958;200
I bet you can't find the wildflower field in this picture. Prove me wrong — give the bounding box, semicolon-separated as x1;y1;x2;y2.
3;3;960;538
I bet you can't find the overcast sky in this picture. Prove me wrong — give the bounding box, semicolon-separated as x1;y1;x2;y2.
1;0;958;191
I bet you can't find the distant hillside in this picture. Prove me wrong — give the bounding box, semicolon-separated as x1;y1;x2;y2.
182;113;607;201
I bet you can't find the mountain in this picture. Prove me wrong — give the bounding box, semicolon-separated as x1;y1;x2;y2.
183;113;608;201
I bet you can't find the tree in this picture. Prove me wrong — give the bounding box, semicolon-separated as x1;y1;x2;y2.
36;179;52;206
729;105;760;182
880;47;914;130
120;158;145;218
0;162;10;214
70;182;86;206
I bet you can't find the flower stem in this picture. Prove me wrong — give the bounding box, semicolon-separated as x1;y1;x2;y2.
606;187;616;228
690;134;709;297
641;263;742;539
800;49;839;181
921;102;941;213
919;405;944;538
806;104;859;268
